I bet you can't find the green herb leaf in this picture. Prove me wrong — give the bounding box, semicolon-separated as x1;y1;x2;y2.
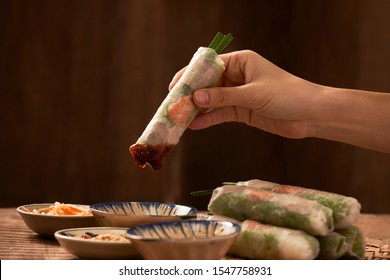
179;214;198;220
208;32;233;54
190;189;214;197
208;32;224;49
214;33;233;54
222;182;237;185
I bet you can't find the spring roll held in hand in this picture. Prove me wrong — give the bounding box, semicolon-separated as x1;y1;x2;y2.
229;220;320;260
235;179;361;229
208;185;334;236
129;47;225;170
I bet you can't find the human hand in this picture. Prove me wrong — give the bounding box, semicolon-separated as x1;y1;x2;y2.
169;50;323;139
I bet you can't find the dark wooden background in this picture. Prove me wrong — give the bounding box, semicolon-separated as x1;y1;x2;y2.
1;0;389;213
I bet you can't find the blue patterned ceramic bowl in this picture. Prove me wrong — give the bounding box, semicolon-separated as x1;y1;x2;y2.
90;202;197;227
126;220;241;259
17;203;98;237
55;227;140;259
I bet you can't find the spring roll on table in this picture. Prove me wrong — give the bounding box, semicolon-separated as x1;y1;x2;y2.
316;226;365;259
208;185;334;236
316;231;350;259
336;225;365;259
228;220;320;260
234;179;361;229
130;33;233;170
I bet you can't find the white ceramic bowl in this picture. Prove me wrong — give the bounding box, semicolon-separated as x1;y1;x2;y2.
126;220;241;260
55;227;140;259
90;202;197;227
17;203;98;237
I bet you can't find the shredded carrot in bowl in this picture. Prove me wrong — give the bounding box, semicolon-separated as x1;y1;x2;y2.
28;202;92;216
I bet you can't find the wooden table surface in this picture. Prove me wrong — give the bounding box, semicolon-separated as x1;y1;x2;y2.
1;208;389;260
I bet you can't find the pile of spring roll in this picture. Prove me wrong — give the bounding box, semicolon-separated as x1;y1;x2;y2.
207;179;365;260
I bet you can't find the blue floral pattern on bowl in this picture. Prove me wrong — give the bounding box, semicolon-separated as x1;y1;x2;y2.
127;220;240;240
126;220;241;259
91;202;197;216
90;202;197;227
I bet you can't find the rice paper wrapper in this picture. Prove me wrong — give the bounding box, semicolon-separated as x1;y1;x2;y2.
228;220;320;260
336;226;365;259
195;211;241;224
316;232;350;259
130;47;224;170
208;185;334;236
236;179;361;229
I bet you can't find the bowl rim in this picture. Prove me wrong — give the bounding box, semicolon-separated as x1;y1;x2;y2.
55;227;134;245
90;201;198;217
126;220;241;242
16;203;93;218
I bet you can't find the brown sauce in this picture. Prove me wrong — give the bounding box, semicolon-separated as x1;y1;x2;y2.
129;143;174;170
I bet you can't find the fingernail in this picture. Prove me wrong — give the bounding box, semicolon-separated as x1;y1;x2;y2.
194;91;209;105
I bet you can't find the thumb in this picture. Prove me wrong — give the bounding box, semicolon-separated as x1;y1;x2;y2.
192;86;249;109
